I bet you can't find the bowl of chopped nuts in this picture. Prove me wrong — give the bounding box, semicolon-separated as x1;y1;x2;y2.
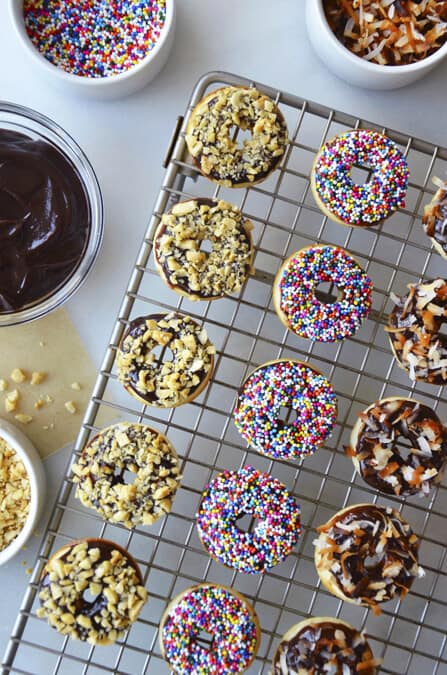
0;418;46;565
306;0;447;90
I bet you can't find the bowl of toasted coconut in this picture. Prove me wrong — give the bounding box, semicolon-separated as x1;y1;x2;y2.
306;0;447;89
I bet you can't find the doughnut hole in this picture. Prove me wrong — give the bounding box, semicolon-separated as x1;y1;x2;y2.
196;628;214;649
150;343;174;366
229;125;253;149
277;405;298;427
315;281;340;305
199;239;213;255
350;163;374;185
236;512;259;534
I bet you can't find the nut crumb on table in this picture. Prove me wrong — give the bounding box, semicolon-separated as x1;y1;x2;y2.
14;414;33;425
11;369;27;384
31;371;46;386
64;401;77;414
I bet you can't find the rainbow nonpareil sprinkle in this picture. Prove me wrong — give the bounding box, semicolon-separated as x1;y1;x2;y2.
278;245;373;342
313;129;409;225
197;466;301;574
234;360;337;460
161;584;259;674
23;0;166;78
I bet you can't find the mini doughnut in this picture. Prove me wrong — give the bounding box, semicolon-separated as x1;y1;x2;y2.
37;538;147;645
116;312;215;407
272;617;378;675
423;178;447;260
311;129;409;227
234;359;337;460
72;422;182;528
153;198;254;300
196;465;301;574
387;278;447;384
273;245;373;342
159;583;260;674
185;85;288;188
314;504;423;614
346;397;447;498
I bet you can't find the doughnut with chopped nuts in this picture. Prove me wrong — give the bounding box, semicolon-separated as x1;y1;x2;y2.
37;538;147;645
314;504;423;614
72;422;181;528
272;617;379;675
423;178;447;260
154;198;254;300
346;397;447;498
185;86;288;188
116;312;215;407
387;278;447;384
160;583;260;674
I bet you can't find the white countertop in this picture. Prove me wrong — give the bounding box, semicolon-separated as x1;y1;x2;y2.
1;0;447;666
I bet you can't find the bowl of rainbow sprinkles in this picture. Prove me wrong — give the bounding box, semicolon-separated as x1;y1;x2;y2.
10;0;176;98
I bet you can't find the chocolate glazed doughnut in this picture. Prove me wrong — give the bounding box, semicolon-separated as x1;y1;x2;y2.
185;86;288;188
153;198;254;300
37;538;147;645
272;617;379;675
387;278;447;384
346;397;447;497
314;504;423;614
116;312;215;407
423;178;447;260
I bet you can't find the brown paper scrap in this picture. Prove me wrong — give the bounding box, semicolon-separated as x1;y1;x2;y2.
0;309;114;458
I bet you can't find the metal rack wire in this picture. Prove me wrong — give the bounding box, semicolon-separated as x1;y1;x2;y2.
3;70;447;675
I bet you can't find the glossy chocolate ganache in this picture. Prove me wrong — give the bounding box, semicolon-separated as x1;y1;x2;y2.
0;129;91;313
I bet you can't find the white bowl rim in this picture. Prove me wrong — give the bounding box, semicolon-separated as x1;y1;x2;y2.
0;419;45;565
312;0;447;74
10;0;175;87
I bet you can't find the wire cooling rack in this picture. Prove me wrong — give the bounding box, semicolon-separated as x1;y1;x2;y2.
3;71;447;675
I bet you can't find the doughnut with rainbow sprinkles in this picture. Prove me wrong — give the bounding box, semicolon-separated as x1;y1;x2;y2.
234;359;337;460
273;245;373;342
196;466;301;574
311;129;409;227
159;583;260;674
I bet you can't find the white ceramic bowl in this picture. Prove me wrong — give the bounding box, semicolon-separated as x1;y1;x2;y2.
9;0;176;99
306;0;447;90
0;419;46;566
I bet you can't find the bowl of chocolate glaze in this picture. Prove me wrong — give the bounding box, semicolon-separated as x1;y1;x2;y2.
0;102;103;326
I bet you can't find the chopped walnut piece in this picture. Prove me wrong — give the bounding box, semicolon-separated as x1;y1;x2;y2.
11;368;27;384
0;438;31;551
31;371;47;386
0;379;8;392
64;401;77;415
34;399;45;410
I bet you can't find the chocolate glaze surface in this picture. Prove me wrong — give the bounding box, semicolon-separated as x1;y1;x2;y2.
273;620;375;675
0;129;91;313
317;504;420;610
351;399;447;497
